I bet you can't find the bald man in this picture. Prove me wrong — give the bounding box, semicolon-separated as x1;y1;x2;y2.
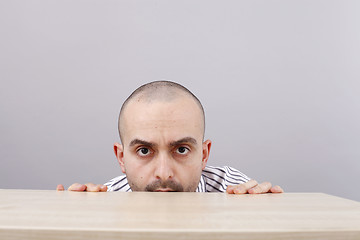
57;81;283;194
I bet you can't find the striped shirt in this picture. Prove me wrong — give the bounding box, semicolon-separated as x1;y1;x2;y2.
104;166;250;192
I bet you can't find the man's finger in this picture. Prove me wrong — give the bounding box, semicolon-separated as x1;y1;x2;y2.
85;183;100;192
100;185;108;192
228;179;258;194
68;183;87;191
85;183;107;192
226;185;235;194
270;185;284;193
56;184;65;191
248;182;272;194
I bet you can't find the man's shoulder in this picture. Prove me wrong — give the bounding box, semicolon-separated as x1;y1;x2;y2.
202;165;250;186
203;165;249;178
104;175;131;192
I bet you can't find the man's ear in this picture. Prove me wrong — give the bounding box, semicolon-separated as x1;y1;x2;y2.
201;139;212;170
114;142;126;174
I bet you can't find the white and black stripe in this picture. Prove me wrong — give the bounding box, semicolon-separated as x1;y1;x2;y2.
104;166;250;192
104;175;131;192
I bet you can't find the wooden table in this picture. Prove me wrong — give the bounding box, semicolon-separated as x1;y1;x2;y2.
0;190;359;240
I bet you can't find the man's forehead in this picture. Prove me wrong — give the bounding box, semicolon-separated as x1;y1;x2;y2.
124;107;202;135
118;89;205;143
121;98;203;143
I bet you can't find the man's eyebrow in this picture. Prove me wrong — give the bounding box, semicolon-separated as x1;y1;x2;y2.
169;137;197;147
129;139;156;148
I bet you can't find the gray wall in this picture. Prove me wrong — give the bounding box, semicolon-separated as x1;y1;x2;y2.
1;0;359;201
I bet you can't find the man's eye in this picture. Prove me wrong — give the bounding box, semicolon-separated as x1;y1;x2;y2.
176;147;189;155
137;148;151;156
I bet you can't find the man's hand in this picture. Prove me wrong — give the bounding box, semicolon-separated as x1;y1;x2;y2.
226;180;283;194
56;183;107;192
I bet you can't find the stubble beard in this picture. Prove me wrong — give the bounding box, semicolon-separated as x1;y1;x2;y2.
129;179;199;192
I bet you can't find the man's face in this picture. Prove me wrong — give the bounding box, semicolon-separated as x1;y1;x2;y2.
114;95;211;192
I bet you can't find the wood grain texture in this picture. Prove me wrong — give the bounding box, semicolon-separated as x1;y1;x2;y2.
0;190;359;240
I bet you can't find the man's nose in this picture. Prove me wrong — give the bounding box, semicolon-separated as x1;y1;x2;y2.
154;154;174;181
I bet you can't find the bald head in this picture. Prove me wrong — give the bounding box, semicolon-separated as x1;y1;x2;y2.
118;81;205;143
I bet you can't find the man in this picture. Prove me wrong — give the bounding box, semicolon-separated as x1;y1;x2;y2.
57;81;283;194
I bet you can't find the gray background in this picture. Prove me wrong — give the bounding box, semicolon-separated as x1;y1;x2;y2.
1;0;359;201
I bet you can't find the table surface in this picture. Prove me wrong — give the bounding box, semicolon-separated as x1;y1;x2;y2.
0;190;359;240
